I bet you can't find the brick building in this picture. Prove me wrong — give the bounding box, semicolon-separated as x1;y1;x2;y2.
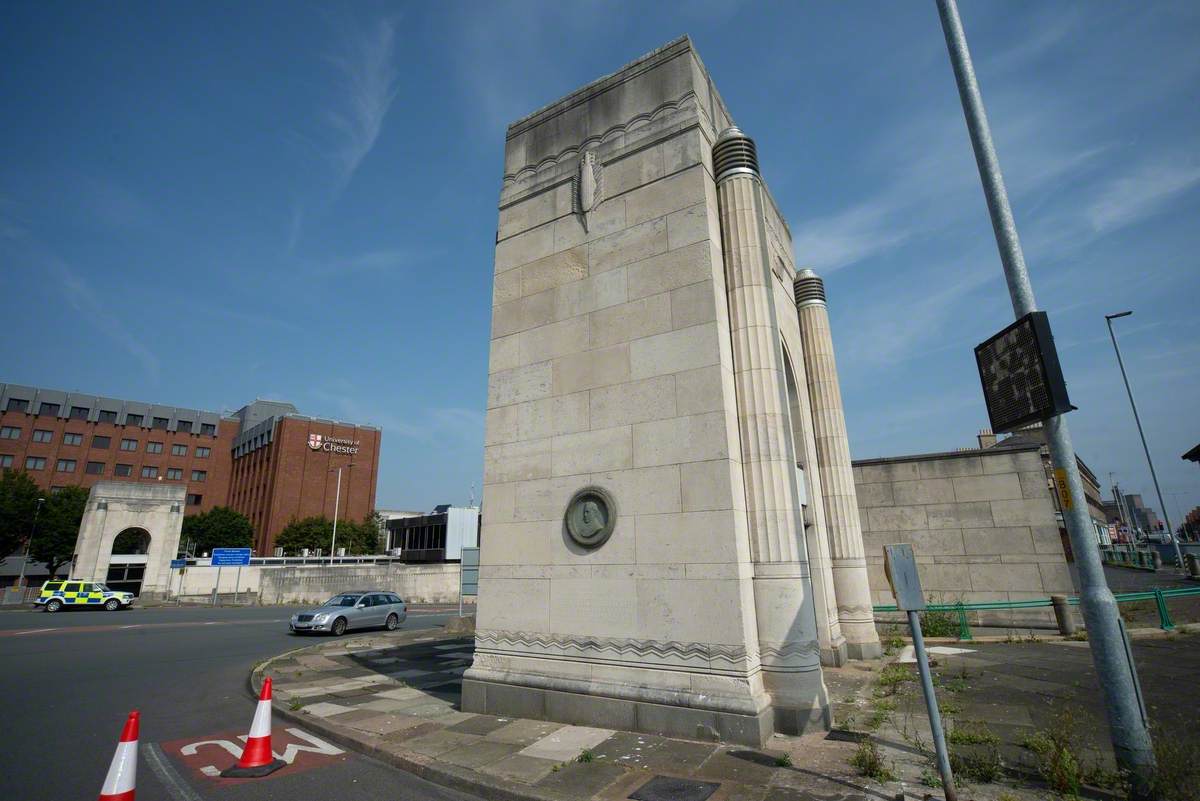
0;384;380;554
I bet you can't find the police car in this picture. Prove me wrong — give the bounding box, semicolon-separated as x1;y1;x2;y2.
35;580;135;612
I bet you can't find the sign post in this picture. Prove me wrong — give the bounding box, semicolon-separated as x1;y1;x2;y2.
170;559;186;604
884;544;956;801
210;549;252;607
459;547;479;617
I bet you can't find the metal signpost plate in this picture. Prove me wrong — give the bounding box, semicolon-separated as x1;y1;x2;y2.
974;311;1073;433
210;548;251;567
883;543;925;611
460;547;480;596
170;559;186;569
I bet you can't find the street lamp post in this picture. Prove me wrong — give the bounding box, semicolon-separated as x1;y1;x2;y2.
329;464;354;565
935;1;1156;792
1106;311;1183;569
16;497;45;589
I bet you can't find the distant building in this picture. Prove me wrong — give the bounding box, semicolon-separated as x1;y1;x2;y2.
0;383;381;556
376;509;423;549
384;505;479;562
1122;493;1163;534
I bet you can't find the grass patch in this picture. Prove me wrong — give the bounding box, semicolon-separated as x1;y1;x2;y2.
288;699;304;711
576;749;594;763
919;607;959;638
1021;709;1084;797
877;663;914;691
849;739;896;782
774;753;792;768
939;700;962;716
1151;735;1200;801
1068;629;1088;641
947;720;1000;746
950;744;1002;783
866;698;896;731
919;767;942;787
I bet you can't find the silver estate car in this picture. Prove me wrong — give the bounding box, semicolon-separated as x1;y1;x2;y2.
289;590;407;636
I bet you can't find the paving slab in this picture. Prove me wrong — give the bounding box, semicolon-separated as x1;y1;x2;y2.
439;740;523;770
403;729;482;758
301;701;356;718
519;724;616;761
533;761;629;797
344;712;429;736
488;718;565;745
479;753;560;785
446;714;515;736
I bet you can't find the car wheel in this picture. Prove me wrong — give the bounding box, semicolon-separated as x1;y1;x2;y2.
385;613;399;631
104;598;121;611
331;617;347;636
45;599;63;613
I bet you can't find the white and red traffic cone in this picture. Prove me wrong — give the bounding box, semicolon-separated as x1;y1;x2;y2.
221;676;286;778
98;710;139;801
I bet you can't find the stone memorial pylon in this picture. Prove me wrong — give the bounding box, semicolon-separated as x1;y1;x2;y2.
465;37;870;746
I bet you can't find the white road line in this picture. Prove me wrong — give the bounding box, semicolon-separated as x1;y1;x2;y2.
13;628;56;635
142;742;205;801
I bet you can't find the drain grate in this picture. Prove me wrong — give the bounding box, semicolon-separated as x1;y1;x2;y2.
628;775;721;801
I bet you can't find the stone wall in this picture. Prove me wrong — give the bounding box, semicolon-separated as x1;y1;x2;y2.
170;563;461;604
258;564;462;605
853;445;1073;627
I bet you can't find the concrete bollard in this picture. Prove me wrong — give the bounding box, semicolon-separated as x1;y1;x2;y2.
1051;595;1076;636
1186;554;1200;579
1151;551;1162;570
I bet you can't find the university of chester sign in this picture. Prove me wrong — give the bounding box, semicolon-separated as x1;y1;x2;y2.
307;433;360;455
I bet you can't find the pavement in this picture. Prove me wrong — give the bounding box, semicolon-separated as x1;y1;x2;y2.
0;603;481;801
259;622;1200;801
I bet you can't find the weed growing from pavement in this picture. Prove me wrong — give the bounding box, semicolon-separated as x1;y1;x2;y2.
876;663;914;693
849;739;896;782
1068;630;1088;641
919;608;958;638
950;742;1002;783
774;753;792;767
920;767;942;787
576;749;594;763
289;700;303;711
947;720;1000;746
1021;709;1083;797
1150;734;1200;801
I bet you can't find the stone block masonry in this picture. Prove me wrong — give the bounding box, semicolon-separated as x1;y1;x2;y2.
854;444;1071;627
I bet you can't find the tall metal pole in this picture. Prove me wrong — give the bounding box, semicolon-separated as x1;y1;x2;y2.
330;467;342;566
16;497;45;588
935;1;1156;792
1106;312;1183;569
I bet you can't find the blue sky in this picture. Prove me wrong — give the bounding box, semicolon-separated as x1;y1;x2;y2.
2;2;1198;521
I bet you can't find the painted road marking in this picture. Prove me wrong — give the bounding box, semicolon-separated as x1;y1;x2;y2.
11;628;56;636
165;727;344;782
142;742;205;801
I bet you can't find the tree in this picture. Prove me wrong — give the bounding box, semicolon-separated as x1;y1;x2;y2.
276;515;380;556
0;470;45;560
181;506;253;556
29;486;89;580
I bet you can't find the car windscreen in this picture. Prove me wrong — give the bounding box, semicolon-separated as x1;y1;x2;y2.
324;594;360;607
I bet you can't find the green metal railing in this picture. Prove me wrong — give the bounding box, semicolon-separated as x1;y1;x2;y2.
1100;546;1159;571
873;586;1200;641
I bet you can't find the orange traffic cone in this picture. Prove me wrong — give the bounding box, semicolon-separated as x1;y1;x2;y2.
221;676;286;777
98;710;139;801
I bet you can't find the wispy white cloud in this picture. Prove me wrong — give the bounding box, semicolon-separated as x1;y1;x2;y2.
311;390;484;448
288;15;400;249
53;260;160;382
1087;156;1200;233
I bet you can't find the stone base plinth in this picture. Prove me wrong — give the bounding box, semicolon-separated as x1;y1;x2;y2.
462;677;775;747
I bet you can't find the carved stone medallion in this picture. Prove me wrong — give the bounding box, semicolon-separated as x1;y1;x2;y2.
564;485;616;549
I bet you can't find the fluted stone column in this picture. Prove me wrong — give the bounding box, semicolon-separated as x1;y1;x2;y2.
714;127;831;732
795;269;882;659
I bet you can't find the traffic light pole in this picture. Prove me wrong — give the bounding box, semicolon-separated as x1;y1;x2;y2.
934;1;1156;794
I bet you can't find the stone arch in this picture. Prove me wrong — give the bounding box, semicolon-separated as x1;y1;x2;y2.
73;482;184;602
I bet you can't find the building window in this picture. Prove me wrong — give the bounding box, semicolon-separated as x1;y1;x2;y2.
56;459;76;472
125;414;143;427
177;420;192;433
120;438;138;451
98;410;117;423
0;455;13;468
196;446;211;458
200;423;216;436
147;441;163;454
115;463;133;477
33;429;53;443
171;444;187;456
152;416;169;430
191;470;207;482
187;493;202;506
141;466;158;478
0;426;20;440
70;406;89;420
92;435;111;449
6;398;29;413
63;433;83;446
85;461;105;475
38;402;61;417
51;485;69;494
166;468;183;480
25;456;46;470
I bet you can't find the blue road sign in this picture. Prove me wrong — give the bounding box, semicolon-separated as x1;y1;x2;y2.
170;559;187;569
211;548;252;567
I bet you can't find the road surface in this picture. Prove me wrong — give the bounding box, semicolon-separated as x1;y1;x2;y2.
0;603;481;801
